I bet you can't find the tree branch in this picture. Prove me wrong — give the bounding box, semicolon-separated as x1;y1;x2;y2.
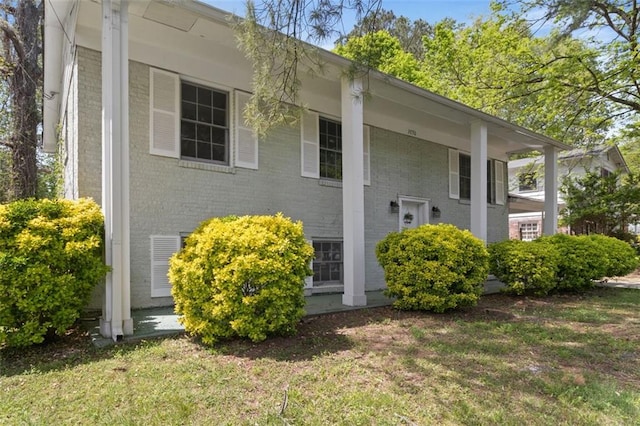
0;16;25;63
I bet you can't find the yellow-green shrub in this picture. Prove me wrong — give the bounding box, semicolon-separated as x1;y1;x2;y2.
489;239;559;296
588;234;639;277
536;234;605;291
169;214;314;344
376;223;489;312
0;198;108;347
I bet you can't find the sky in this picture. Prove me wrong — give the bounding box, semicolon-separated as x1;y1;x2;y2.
200;0;497;30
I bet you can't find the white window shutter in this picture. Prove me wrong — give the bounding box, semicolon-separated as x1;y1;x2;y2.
149;68;180;158
495;160;505;205
449;149;460;199
234;90;258;169
150;235;181;298
301;111;320;178
363;125;371;186
305;239;314;289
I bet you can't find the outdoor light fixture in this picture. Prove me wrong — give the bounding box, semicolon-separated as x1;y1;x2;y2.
432;206;441;218
389;201;399;213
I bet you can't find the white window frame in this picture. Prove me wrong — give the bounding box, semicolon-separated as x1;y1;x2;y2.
519;222;539;241
149;67;257;170
311;239;344;286
301;112;370;185
449;149;504;205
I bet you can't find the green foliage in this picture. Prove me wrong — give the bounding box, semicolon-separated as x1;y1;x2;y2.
334;30;427;86
0;198;108;347
587;234;639;278
511;0;640;120
489;239;559;296
536;234;605;291
376;223;489;312
561;170;640;236
340;8;433;60
420;13;608;145
169;214;314;344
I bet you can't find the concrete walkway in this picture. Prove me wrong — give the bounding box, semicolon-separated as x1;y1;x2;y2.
82;275;633;348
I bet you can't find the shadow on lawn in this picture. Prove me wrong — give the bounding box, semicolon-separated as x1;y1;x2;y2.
212;306;422;362
0;327;161;377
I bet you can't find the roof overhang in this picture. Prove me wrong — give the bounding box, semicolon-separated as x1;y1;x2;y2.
43;0;572;156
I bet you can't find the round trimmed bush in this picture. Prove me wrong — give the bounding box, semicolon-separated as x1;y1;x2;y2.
489;239;559;296
536;234;605;291
376;223;489;312
588;234;639;278
169;214;314;344
0;198;108;347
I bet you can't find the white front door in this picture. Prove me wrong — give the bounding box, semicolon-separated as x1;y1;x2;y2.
399;197;429;230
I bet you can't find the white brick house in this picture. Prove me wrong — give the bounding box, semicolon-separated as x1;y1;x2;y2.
43;0;568;341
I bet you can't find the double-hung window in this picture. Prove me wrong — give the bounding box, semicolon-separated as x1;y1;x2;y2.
319;118;343;180
300;112;370;185
449;149;505;205
312;240;343;285
180;82;229;164
520;223;539;241
149;68;258;169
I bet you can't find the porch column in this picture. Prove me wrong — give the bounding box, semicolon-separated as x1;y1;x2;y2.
341;76;367;306
543;146;558;235
100;0;132;341
470;120;487;242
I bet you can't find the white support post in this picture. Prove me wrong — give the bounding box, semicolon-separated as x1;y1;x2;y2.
341;76;367;306
544;146;558;235
470;120;487;243
100;0;132;341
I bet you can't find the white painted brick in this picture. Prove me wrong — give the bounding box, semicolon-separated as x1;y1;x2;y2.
71;46;507;309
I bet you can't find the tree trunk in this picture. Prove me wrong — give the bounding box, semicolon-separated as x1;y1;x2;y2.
9;0;41;199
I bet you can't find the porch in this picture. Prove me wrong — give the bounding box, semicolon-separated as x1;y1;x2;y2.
84;279;506;348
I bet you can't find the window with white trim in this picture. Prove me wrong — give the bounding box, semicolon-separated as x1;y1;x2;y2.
180;81;229;164
312;240;343;285
453;151;504;205
519;223;539;241
319;117;342;180
149;68;258;169
301;112;370;185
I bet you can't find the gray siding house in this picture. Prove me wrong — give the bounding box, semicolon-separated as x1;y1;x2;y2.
43;0;568;341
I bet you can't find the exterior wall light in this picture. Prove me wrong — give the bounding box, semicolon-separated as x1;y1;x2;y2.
432;206;441;218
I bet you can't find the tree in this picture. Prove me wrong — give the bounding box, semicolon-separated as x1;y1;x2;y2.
0;0;43;200
419;9;613;145
561;170;640;237
334;30;426;85
337;10;610;145
236;0;382;136
502;0;640;122
339;8;433;60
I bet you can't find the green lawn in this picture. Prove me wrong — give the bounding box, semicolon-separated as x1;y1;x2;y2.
1;288;639;425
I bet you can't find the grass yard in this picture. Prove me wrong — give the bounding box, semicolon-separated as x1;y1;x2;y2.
1;288;639;425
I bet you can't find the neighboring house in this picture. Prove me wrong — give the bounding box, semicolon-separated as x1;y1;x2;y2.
508;145;629;240
43;0;569;341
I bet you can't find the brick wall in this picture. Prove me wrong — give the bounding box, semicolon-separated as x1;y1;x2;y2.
74;46;509;309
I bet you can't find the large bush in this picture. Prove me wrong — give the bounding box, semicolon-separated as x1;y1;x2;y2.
536;234;605;291
169;214;314;344
376;223;489;312
489;239;559;296
0;198;108;347
588;234;639;277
